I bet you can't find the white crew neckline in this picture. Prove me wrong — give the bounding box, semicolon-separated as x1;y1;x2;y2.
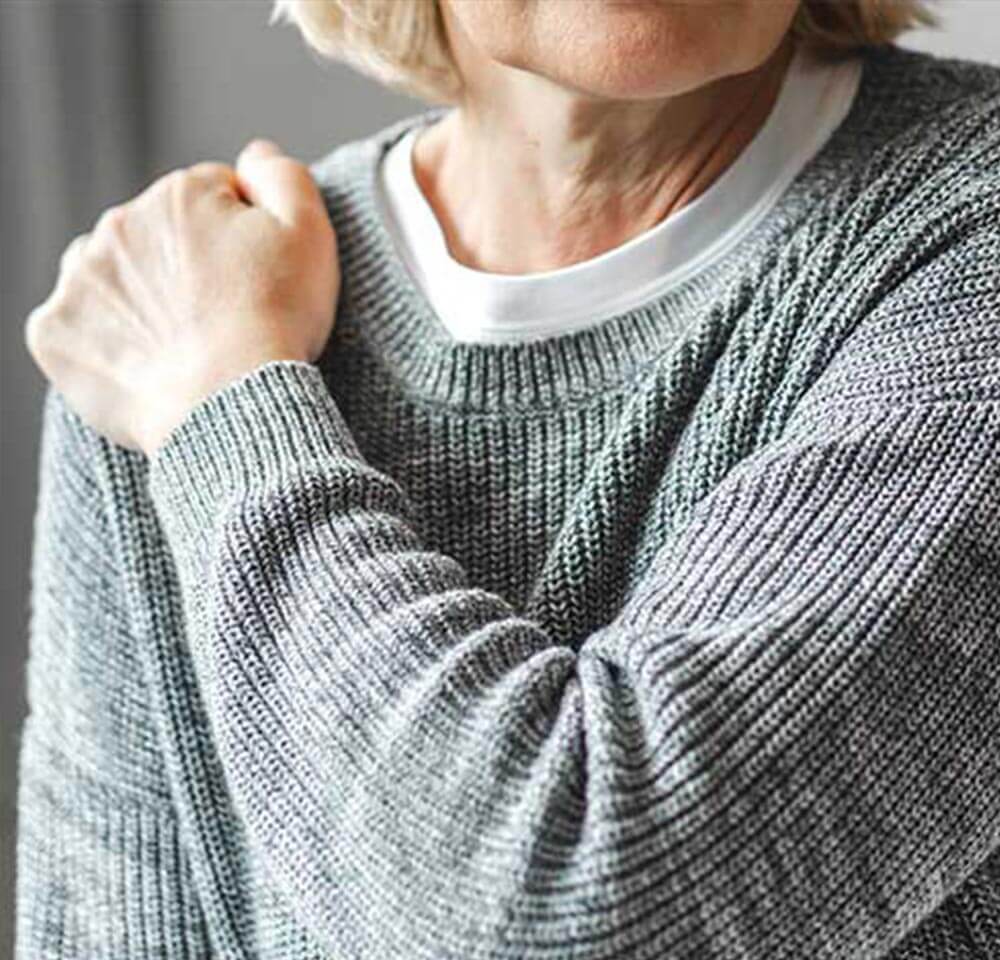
377;43;863;345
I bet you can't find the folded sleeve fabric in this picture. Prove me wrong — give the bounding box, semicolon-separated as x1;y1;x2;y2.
18;43;1000;960
145;218;1000;958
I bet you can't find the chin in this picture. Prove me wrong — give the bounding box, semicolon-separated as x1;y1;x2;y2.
514;0;793;101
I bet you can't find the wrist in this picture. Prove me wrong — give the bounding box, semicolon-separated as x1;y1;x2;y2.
139;347;310;456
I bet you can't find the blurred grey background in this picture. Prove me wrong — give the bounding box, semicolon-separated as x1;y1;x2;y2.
1;1;997;954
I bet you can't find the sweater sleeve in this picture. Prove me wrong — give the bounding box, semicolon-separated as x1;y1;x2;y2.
16;387;210;959
145;235;1000;958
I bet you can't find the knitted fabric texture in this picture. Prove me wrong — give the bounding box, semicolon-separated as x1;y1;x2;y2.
15;42;1000;960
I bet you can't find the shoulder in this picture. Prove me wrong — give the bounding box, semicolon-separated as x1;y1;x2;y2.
38;385;108;497
840;45;1000;207
854;44;1000;148
795;44;1000;233
779;48;1000;418
835;46;1000;285
817;43;1000;268
861;42;1000;104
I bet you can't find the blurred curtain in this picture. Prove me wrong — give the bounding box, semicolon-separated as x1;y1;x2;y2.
0;2;151;953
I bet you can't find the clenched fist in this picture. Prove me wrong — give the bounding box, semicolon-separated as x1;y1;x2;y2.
24;139;339;455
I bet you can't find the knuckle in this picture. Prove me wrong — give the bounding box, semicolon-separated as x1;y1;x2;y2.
23;301;56;358
239;138;278;163
95;203;129;238
187;160;234;184
154;168;188;195
59;233;87;270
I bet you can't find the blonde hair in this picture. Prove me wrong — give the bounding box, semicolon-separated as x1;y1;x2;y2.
271;0;938;105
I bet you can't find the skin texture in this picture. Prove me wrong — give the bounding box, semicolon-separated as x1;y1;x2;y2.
24;0;801;454
416;0;800;271
24;141;337;453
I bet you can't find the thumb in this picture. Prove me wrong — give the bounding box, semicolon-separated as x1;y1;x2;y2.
235;138;323;227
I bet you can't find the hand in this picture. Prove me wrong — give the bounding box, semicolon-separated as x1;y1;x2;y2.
24;139;339;455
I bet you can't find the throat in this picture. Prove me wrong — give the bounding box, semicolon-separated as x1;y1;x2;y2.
409;35;796;276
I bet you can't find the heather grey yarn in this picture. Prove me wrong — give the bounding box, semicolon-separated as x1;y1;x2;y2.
16;42;1000;960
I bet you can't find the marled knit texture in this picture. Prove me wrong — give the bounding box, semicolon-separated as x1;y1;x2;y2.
15;42;1000;960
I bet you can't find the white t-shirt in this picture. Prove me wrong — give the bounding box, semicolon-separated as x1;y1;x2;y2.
376;44;863;345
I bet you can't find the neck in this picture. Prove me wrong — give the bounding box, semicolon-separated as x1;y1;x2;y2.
411;32;797;275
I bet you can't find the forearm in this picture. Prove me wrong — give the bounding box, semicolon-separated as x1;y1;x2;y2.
147;359;1000;960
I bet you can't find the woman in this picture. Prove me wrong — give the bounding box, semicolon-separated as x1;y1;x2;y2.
16;0;1000;957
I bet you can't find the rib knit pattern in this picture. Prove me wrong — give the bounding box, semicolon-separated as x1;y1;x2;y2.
16;42;1000;960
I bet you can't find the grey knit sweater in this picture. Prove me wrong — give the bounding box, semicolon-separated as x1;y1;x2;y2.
15;42;1000;960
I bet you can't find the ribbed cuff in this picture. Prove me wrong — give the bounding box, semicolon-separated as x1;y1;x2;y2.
146;360;367;542
16;751;210;959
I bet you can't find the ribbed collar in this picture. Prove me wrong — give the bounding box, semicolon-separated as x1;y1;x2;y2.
314;51;874;414
375;44;861;345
